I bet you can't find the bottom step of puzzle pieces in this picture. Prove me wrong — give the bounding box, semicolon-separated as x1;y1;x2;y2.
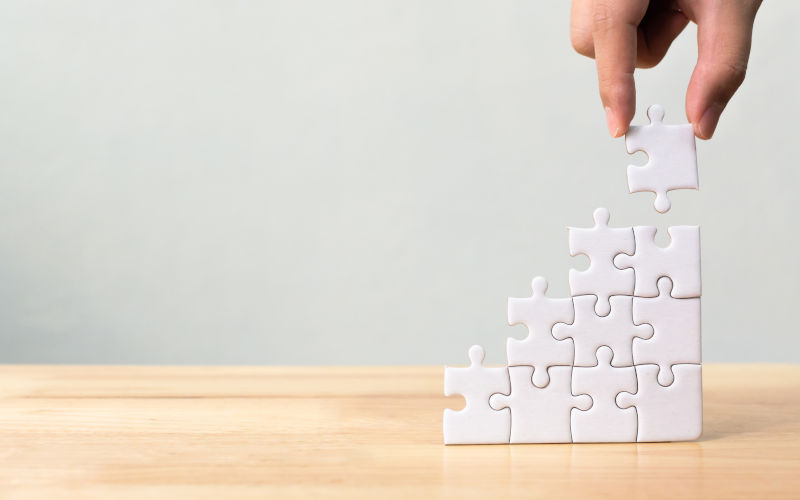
617;363;703;442
443;346;702;444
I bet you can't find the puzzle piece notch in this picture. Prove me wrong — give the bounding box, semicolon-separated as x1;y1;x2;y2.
625;104;698;213
552;295;653;367
568;208;635;316
571;346;637;442
507;276;575;387
616;363;702;442
632;277;702;386
614;225;701;299
489;366;591;443
443;345;511;444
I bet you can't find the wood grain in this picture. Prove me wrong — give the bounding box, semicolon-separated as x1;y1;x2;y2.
1;364;798;498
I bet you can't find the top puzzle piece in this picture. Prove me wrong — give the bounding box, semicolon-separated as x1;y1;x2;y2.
625;104;698;213
568;208;634;316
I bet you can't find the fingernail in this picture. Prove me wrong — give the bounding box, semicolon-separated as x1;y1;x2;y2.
605;106;621;138
696;105;722;140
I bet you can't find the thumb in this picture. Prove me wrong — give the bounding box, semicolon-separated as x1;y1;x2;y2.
685;3;759;139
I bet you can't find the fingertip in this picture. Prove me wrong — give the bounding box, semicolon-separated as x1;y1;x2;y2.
687;75;723;140
605;107;621;137
603;87;635;138
605;106;634;138
694;104;723;140
618;106;633;136
606;104;634;138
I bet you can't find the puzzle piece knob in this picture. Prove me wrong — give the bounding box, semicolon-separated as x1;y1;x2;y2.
531;367;550;388
530;276;548;296
647;104;665;124
592;207;610;227
467;345;486;366
654;192;671;213
595;345;614;366
656;276;674;296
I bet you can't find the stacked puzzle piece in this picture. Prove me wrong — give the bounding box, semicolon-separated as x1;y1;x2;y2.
444;105;702;444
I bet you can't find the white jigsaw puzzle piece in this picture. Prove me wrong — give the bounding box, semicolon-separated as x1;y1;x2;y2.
625;104;698;213
506;276;575;388
552;295;653;367
633;277;702;386
616;363;702;442
571;346;637;442
444;345;510;445
568;208;635;316
489;366;590;443
614;225;701;299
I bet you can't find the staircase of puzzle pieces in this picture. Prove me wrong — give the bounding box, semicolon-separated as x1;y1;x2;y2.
444;105;702;444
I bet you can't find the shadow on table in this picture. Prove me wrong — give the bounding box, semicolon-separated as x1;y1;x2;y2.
699;385;800;441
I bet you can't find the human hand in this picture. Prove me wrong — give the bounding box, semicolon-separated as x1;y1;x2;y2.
570;0;762;139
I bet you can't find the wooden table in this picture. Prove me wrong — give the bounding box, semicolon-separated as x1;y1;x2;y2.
1;364;799;498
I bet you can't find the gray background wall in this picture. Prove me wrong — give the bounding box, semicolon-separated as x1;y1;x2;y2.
0;1;796;364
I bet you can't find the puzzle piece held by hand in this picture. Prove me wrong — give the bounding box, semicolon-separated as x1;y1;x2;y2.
444;345;510;444
626;104;698;213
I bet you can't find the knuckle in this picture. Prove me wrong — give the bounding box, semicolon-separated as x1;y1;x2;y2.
598;77;627;100
636;50;665;69
597;76;633;106
718;61;747;88
636;57;660;69
570;28;594;57
592;3;617;33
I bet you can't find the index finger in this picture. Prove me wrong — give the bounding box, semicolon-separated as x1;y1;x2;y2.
592;0;648;137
